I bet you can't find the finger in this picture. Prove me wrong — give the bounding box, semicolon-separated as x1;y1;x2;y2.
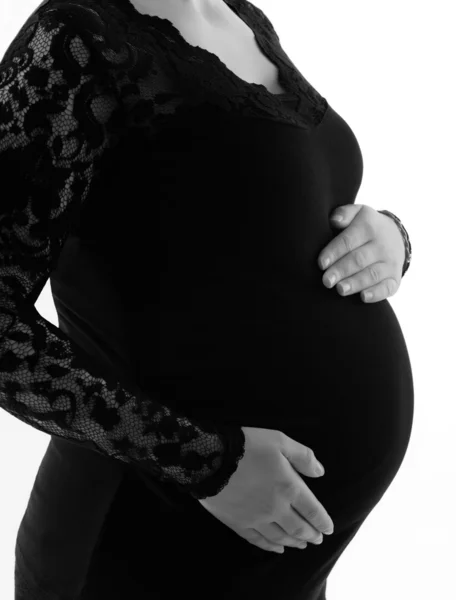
319;225;370;271
236;527;285;554
277;508;325;544
255;521;311;549
289;486;334;535
361;277;398;303
276;453;334;534
333;261;393;297
322;241;378;289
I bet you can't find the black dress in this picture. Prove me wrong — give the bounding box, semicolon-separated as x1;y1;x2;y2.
0;1;414;599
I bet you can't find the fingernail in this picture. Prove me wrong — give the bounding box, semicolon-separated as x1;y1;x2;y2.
327;274;336;287
315;462;325;476
331;214;343;222
339;282;350;294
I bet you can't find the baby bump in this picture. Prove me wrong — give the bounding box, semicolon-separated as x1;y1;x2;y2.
155;273;414;529
238;280;413;529
160;273;413;431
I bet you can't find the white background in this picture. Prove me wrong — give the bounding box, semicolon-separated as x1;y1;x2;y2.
0;0;455;598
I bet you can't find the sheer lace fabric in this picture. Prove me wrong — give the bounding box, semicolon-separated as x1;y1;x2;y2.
0;0;254;501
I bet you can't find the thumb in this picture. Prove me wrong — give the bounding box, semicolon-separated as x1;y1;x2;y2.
330;204;364;226
280;435;325;478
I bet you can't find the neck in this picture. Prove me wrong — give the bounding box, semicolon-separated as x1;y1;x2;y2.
140;0;229;25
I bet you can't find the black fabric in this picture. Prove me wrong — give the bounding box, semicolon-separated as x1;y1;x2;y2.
2;0;414;598
0;0;248;501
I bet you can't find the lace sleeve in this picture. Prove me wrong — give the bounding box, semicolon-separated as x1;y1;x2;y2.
0;8;245;500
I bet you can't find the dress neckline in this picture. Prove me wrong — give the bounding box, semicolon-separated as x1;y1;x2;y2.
118;0;296;99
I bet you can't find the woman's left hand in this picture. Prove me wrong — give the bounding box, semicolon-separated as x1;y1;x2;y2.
317;204;406;303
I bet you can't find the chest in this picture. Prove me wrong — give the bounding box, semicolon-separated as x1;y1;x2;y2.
130;0;287;95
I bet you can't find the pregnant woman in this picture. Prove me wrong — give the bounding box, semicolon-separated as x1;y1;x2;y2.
0;0;414;599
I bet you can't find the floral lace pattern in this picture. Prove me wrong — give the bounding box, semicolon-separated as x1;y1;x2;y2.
108;0;329;128
0;1;249;502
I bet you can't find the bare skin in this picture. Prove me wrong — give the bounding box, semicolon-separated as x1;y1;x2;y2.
129;0;287;94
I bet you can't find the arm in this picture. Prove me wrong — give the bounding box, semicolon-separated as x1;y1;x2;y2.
0;7;245;500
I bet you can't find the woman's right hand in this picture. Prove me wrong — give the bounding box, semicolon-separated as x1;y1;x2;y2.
198;426;334;554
